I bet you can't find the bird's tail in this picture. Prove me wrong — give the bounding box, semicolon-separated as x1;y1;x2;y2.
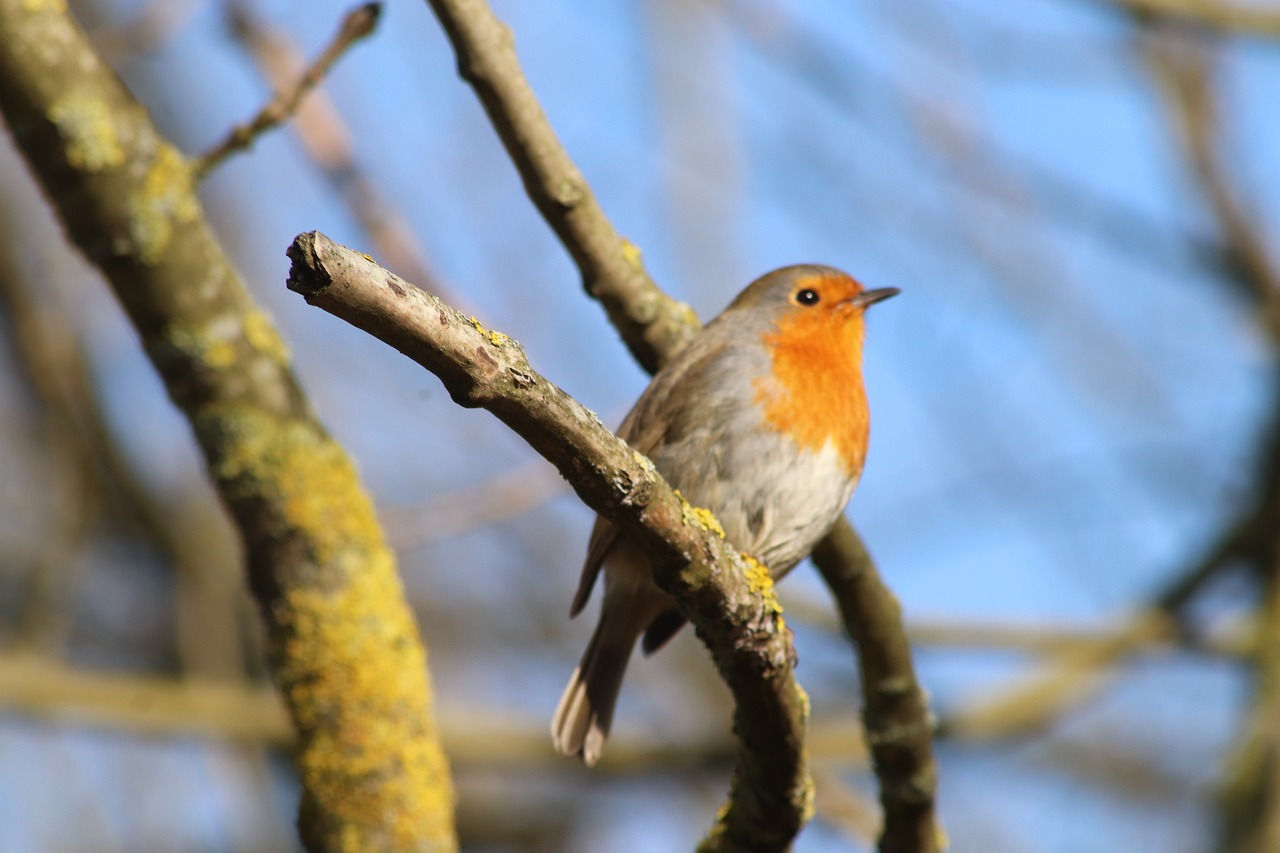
551;606;641;767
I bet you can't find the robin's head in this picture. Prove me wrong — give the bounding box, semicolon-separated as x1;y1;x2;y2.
727;265;899;324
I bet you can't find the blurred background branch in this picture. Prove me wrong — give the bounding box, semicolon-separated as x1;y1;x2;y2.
192;2;380;180
0;1;456;849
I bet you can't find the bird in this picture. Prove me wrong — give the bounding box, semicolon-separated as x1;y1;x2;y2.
551;264;898;766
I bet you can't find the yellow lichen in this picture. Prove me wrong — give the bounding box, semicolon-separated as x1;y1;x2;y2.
211;406;456;848
676;490;725;538
621;238;643;270
677;301;699;327
800;776;817;823
287;548;454;849
742;555;783;615
212;412;384;566
243;309;289;363
167;320;239;370
467;315;514;348
128;143;199;264
632;450;656;476
697;801;732;853
202;339;237;369
48;93;124;172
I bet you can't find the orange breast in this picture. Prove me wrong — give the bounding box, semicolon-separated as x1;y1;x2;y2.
752;300;870;476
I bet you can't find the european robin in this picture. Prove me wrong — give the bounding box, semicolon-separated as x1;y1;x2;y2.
551;265;898;766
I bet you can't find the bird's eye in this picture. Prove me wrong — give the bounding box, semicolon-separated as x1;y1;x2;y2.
795;288;820;306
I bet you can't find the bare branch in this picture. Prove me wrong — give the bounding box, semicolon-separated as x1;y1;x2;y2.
287;230;813;851
1140;24;1280;342
812;522;940;853
940;612;1176;740
382;460;568;548
0;4;455;849
1087;0;1280;39
225;2;465;308
0;653;292;742
191;3;381;180
423;0;699;375
785;596;1253;658
1138;37;1280;849
1219;553;1280;853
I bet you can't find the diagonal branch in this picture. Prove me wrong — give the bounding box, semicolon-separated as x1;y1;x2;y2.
422;0;939;847
224;1;463;308
191;2;381;180
424;0;699;375
1140;24;1280;342
1139;34;1280;851
287;230;812;852
0;3;455;850
1085;0;1280;40
812;521;939;853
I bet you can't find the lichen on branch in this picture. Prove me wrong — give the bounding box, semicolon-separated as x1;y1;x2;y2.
0;3;457;850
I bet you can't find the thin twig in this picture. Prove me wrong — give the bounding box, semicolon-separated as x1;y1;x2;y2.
1139;28;1280;852
1140;22;1280;342
784;596;1254;658
938;612;1175;741
191;3;381;180
0;651;884;777
287;230;814;851
382;459;568;548
224;2;465;307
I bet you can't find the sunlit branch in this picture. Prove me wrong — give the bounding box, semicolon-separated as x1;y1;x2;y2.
287;230;813;850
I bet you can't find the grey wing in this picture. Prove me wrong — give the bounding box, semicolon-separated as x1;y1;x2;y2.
566;336;733;618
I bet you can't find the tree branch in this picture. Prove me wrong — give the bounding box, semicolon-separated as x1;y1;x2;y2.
191;3;381;180
1140;27;1280;343
0;4;455;850
287;230;812;852
1139;32;1280;852
225;0;463;307
812;521;939;853
421;0;939;847
1086;0;1280;40
423;0;699;375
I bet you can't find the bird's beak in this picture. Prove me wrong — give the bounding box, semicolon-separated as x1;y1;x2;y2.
848;287;900;309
